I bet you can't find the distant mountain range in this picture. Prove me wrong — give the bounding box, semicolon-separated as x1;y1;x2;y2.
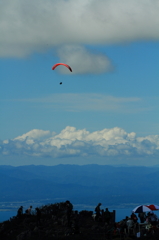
0;164;159;207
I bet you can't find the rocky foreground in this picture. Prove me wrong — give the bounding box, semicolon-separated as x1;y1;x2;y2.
0;202;159;240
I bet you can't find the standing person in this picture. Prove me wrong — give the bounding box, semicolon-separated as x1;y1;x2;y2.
130;212;138;233
101;209;105;222
26;206;32;215
105;208;111;225
120;216;128;234
36;207;41;226
131;212;138;223
95;203;102;221
138;212;146;223
65;200;73;227
146;212;151;223
17;206;23;218
149;212;158;225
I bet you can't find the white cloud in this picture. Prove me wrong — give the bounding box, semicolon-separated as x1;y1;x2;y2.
0;0;159;58
57;45;113;74
1;126;159;163
14;129;52;142
11;93;142;113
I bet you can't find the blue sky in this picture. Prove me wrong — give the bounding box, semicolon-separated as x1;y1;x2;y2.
0;0;159;166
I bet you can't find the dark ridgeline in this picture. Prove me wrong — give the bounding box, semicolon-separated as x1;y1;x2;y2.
0;201;159;240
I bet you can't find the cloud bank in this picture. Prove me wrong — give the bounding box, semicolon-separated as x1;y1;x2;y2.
1;127;159;164
0;0;159;58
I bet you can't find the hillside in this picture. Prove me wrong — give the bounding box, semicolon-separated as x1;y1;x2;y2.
0;164;159;206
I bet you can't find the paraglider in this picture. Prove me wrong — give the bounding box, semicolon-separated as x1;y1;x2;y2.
52;63;72;72
52;63;72;85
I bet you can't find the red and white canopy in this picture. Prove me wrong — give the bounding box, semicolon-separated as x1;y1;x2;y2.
146;205;159;211
133;204;159;213
132;205;151;213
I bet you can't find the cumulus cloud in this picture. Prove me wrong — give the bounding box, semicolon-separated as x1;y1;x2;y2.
57;45;113;74
1;126;159;161
0;0;159;58
14;129;52;141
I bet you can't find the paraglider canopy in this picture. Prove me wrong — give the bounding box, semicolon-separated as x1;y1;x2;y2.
52;63;72;72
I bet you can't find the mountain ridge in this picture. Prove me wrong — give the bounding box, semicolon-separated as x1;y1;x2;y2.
0;164;159;206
